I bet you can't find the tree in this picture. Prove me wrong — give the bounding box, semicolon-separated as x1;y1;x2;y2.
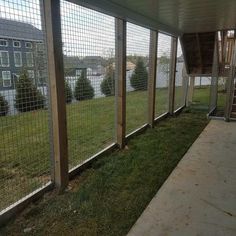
130;57;148;90
65;80;73;103
15;70;45;112
100;64;115;96
0;94;8;116
74;70;94;101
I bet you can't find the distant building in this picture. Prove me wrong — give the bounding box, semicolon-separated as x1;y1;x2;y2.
0;18;45;90
83;56;105;75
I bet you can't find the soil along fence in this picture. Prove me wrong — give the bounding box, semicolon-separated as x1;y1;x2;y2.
0;0;189;223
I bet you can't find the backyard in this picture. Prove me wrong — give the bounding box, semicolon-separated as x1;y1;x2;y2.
0;94;209;235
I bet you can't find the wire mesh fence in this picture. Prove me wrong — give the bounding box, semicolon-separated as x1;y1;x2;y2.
126;23;150;134
155;33;171;117
0;0;51;211
60;1;116;168
0;0;187;213
174;39;186;110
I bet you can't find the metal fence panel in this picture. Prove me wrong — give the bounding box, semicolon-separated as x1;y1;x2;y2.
126;23;150;134
0;0;51;211
155;33;171;117
60;1;116;168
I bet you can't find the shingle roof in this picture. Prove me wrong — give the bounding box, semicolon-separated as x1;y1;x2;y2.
0;18;43;41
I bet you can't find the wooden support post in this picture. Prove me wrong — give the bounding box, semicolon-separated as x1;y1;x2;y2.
115;18;126;148
182;65;189;107
148;31;158;127
169;37;177;115
43;0;68;190
225;42;236;121
189;76;195;103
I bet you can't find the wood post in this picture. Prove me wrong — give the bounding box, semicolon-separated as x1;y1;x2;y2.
225;41;236;121
189;76;195;103
115;18;126;148
43;0;68;190
182;65;189;107
148;31;158;127
169;37;177;115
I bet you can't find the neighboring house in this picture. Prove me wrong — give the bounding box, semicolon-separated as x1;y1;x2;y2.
82;56;105;75
0;18;45;90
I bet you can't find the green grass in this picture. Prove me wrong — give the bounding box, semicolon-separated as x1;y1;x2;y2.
0;107;209;236
192;85;226;113
0;88;173;210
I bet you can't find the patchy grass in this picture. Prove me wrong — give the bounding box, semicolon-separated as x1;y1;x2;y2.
0;108;209;236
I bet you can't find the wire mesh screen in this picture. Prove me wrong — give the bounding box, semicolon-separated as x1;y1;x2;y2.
126;23;149;134
174;39;186;110
0;0;51;211
155;33;171;117
60;1;115;168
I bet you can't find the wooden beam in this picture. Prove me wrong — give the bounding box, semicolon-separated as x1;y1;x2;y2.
148;30;158;127
169;37;177;115
43;0;68;190
115;18;126;148
188;76;195;103
225;40;236;121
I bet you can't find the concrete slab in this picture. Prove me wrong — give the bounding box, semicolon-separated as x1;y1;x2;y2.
128;120;236;236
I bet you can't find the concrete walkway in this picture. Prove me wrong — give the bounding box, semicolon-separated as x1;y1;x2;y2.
128;120;236;236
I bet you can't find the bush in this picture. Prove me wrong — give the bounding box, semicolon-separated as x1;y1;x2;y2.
65;80;73;103
0;94;9;116
15;70;45;112
74;70;94;101
130;57;148;90
100;65;115;96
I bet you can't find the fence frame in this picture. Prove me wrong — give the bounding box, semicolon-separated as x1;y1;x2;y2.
0;0;186;226
115;18;127;149
43;0;69;190
148;30;158;127
169;37;178;115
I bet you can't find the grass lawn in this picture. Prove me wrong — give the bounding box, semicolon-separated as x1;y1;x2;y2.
192;85;226;113
0;106;209;235
0;88;173;210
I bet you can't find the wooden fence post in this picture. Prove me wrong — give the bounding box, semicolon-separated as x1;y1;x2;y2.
148;31;158;127
189;76;195;103
43;0;68;190
169;37;177;115
115;18;126;148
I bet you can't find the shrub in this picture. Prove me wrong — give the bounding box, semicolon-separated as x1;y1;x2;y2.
0;94;9;116
100;65;115;96
15;70;45;112
74;70;94;101
130;57;148;90
65;80;73;103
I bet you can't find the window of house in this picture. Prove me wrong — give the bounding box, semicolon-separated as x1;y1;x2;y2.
14;51;22;67
13;41;21;48
27;70;35;79
25;42;32;48
36;43;44;51
0;51;9;67
0;39;8;47
2;71;11;87
26;52;34;67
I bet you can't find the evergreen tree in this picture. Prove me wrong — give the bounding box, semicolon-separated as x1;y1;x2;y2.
74;70;94;101
0;94;8;116
65;80;73;103
130;57;148;90
100;64;115;96
15;70;45;112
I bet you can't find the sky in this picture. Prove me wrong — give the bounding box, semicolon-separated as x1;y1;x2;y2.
0;0;181;57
